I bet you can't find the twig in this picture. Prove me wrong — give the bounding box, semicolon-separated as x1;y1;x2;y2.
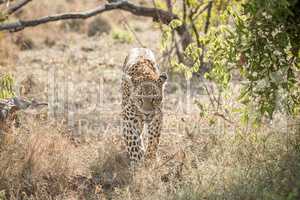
0;97;47;121
191;2;211;22
154;149;185;170
209;83;219;105
213;112;233;124
0;1;178;32
216;88;222;112
154;152;177;170
183;0;187;26
120;11;145;47
189;13;201;48
166;0;172;13
197;1;213;72
199;75;216;109
151;0;164;32
6;0;32;15
204;1;213;34
173;32;184;62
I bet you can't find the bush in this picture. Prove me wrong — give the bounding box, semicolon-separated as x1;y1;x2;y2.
60;19;85;33
14;35;35;51
111;29;133;44
87;17;111;37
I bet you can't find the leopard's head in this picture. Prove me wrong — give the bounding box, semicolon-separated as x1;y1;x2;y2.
130;72;167;117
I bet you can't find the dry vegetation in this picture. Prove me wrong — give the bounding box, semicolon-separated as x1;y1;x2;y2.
0;0;300;200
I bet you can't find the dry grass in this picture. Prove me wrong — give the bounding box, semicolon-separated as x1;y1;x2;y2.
0;94;299;200
106;119;300;200
0;118;75;199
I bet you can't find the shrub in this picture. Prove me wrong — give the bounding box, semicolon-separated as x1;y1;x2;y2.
87;17;111;37
0;74;15;99
60;19;85;33
111;29;133;44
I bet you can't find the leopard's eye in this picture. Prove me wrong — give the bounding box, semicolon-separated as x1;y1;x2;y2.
151;98;155;104
138;98;143;105
152;97;159;105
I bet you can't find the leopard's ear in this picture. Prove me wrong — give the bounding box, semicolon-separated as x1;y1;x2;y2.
158;72;168;85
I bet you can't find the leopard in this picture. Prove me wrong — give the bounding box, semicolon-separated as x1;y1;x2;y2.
121;48;167;166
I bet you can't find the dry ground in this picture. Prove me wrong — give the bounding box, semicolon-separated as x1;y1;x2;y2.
0;0;300;200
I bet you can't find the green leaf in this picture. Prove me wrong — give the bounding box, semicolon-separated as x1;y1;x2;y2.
0;74;15;99
169;19;182;30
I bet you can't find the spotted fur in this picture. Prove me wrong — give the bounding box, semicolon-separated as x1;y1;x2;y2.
121;48;167;166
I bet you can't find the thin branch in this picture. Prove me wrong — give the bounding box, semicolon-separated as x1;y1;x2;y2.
173;32;184;62
189;13;201;48
166;0;172;13
182;0;187;26
6;0;32;15
197;1;212;72
204;1;213;34
120;11;145;47
182;1;211;51
213;112;234;124
0;97;47;121
151;0;164;31
154;149;185;170
0;1;178;32
191;2;211;22
199;76;216;109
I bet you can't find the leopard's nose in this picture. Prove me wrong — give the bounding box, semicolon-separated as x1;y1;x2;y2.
144;113;152;122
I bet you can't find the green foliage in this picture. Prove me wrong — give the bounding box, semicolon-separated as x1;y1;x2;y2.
0;190;5;200
0;11;7;23
205;0;300;121
162;0;300;122
154;0;168;10
202;26;232;88
0;74;15;99
0;190;6;200
161;24;172;51
111;29;133;44
171;42;202;79
169;19;182;29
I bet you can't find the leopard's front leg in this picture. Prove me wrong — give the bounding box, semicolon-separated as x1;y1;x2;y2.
122;112;144;166
145;112;162;160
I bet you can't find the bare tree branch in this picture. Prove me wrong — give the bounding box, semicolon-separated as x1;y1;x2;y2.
6;0;32;15
197;1;213;73
213;112;234;124
0;97;47;121
0;0;5;5
182;0;187;26
204;1;213;34
189;13;201;48
0;1;178;32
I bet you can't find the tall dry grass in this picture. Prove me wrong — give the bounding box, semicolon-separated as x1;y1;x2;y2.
0;109;299;200
0;118;75;199
111;121;300;200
